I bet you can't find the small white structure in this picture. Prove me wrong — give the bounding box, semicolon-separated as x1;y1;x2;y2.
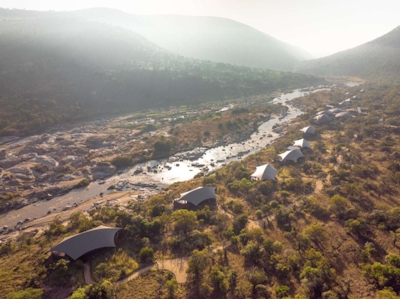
174;187;217;209
293;138;311;149
339;99;352;106
251;164;278;181
300;125;316;135
279;148;304;162
335;112;354;120
329;108;345;114
314;114;331;124
316;110;334;116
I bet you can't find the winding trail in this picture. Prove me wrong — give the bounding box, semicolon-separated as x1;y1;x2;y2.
83;262;94;284
157;258;189;283
116;264;157;285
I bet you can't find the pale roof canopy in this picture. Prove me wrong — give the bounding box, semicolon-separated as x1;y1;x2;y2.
278;148;304;162
251;164;278;181
50;226;121;260
329;108;344;114
316;110;334;116
293;138;311;149
300;125;316;134
335;112;354;120
314;114;331;124
177;186;216;206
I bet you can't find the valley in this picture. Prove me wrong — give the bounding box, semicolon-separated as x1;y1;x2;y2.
0;86;330;233
1;4;400;299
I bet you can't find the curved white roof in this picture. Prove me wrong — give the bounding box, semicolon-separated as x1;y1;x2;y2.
335;112;354;120
329;108;344;114
300;126;316;134
178;187;216;206
314;114;331;124
50;226;121;260
293;138;311;149
251;164;278;181
279;148;304;162
316;110;334;116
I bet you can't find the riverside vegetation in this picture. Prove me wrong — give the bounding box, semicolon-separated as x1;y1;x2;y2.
2;83;400;299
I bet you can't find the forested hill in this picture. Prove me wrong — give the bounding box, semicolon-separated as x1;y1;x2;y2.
73;8;314;71
295;25;400;81
0;9;323;137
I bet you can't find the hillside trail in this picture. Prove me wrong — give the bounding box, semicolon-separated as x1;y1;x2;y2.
83;263;94;284
116;263;157;285
157;257;189;283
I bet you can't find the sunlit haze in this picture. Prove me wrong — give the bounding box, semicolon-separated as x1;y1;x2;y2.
1;0;399;57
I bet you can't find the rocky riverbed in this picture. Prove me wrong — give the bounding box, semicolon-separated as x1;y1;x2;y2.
0;86;330;235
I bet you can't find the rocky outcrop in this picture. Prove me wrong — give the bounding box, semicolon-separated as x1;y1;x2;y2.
85;136;104;149
91;162;116;180
29;186;71;200
29;155;59;168
0;156;22;169
8;167;35;181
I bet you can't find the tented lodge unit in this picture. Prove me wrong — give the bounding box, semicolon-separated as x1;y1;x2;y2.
329;108;345;114
278;148;304;162
314;114;331;124
300;125;316;135
50;226;122;260
335;112;354;120
251;164;278;181
293;138;311;149
173;186;217;210
316;110;334;116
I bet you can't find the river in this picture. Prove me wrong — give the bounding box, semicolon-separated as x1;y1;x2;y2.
0;87;328;230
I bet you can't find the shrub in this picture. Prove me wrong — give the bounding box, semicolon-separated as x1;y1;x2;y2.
139;247;154;263
73;178;91;189
110;155;133;168
6;288;43;299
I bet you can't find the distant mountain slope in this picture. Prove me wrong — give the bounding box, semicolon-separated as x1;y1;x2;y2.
0;9;323;136
73;8;314;71
296;26;400;80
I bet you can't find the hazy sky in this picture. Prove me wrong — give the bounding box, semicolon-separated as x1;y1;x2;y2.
1;0;399;57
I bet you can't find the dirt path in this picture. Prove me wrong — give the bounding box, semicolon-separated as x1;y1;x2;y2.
157;257;189;283
315;180;323;192
333;154;343;170
83;262;94;284
116;264;157;285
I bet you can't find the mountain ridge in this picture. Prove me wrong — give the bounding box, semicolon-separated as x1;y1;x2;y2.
295;25;400;80
72;8;315;71
0;8;323;136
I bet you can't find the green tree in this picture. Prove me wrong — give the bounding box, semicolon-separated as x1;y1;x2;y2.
328;195;349;219
187;249;211;280
6;288;43;299
172;210;198;234
139;247;154;263
233;213;248;235
166;278;179;299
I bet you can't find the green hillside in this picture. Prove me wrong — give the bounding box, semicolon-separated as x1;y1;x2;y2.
2;84;400;299
296;26;400;81
0;9;323;137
